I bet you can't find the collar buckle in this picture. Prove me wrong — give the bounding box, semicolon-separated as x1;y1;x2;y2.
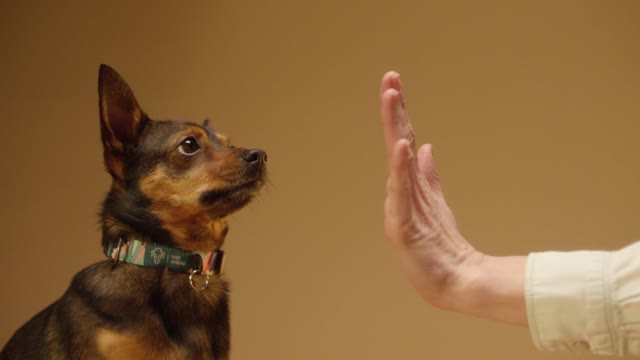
110;237;124;269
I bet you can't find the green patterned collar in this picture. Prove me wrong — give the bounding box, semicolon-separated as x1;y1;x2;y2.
104;238;225;276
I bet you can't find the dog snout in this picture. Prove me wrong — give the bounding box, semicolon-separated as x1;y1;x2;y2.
241;149;267;165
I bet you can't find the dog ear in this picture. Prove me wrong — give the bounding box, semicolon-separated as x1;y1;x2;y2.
98;64;147;180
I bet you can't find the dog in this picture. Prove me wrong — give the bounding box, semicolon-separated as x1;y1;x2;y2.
1;65;267;359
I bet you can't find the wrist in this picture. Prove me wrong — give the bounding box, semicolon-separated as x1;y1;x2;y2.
443;252;528;326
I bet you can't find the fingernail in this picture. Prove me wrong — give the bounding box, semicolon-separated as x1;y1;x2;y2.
391;73;400;91
393;76;405;109
394;74;402;90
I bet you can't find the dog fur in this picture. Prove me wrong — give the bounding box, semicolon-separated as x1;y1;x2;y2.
1;65;266;360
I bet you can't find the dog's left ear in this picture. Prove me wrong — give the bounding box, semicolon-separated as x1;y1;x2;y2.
98;64;147;180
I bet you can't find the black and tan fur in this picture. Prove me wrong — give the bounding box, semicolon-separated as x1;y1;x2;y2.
1;65;266;360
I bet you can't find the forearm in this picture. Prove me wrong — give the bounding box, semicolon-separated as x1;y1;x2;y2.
442;243;640;356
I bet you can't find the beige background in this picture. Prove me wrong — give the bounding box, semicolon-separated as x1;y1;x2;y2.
1;1;639;359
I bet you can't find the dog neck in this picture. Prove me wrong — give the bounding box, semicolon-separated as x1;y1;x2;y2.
104;238;225;276
100;189;230;253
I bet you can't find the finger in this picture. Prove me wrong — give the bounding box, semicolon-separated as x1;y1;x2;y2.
380;71;401;98
417;144;442;194
380;88;401;159
381;88;416;168
387;139;413;220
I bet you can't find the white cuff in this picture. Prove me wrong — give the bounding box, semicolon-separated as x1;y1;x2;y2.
527;242;640;356
526;249;614;354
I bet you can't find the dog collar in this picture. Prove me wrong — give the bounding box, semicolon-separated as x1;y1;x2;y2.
104;238;225;278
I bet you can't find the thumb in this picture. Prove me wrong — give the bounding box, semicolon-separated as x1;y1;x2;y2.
417;144;442;194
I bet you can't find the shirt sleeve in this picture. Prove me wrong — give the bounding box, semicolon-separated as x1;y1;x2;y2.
526;241;640;356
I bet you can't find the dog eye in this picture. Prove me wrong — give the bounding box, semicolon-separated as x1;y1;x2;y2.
178;137;201;155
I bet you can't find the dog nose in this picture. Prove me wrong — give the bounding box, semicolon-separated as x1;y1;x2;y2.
241;149;267;164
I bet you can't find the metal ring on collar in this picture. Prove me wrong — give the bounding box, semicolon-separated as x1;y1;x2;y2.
189;269;210;291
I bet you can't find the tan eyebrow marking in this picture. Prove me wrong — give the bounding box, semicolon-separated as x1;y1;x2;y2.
215;133;231;147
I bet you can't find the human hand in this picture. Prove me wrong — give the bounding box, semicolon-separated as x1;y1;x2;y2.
379;71;477;310
379;72;527;325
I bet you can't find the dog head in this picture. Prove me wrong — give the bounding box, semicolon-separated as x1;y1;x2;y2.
98;65;266;252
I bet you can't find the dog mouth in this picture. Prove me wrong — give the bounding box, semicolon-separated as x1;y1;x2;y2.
199;177;264;213
198;148;267;216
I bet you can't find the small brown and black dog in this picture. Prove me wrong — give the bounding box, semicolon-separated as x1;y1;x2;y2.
1;65;266;359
